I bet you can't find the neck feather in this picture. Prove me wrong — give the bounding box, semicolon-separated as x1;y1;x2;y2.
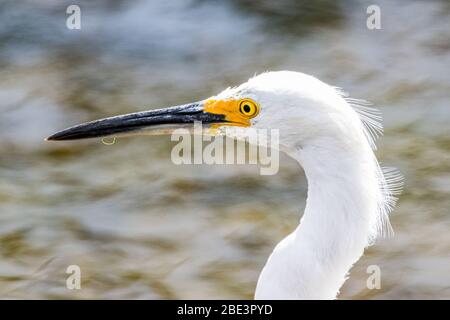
256;140;385;299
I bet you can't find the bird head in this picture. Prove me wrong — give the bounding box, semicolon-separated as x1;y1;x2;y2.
47;71;363;154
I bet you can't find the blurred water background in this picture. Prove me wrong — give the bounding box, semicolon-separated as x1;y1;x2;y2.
0;0;449;299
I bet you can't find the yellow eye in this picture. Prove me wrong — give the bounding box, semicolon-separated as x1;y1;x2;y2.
239;99;259;118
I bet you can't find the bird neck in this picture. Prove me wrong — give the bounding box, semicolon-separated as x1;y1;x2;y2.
256;141;380;299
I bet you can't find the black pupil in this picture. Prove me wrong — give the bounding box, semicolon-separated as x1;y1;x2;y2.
243;104;251;113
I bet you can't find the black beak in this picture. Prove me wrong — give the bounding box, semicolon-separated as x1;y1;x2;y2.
46;101;227;141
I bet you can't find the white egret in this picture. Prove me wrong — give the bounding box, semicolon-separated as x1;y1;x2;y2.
47;71;402;299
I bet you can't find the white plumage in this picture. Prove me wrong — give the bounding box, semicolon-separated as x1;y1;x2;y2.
213;71;402;299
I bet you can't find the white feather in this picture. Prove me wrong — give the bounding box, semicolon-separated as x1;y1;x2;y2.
215;71;403;299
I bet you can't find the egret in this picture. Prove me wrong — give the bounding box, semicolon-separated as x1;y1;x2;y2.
47;71;402;299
